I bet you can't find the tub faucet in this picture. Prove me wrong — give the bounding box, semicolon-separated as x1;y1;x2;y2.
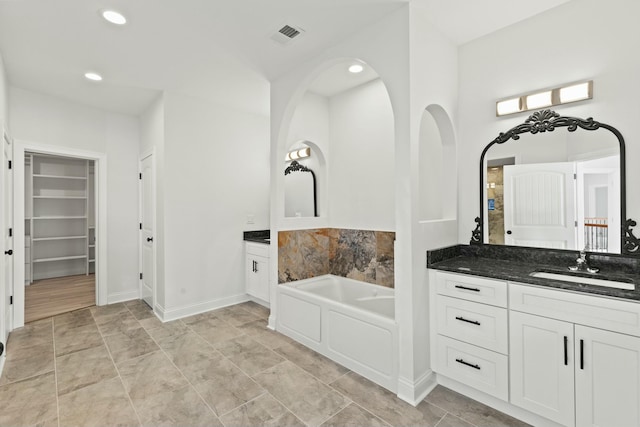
569;246;599;273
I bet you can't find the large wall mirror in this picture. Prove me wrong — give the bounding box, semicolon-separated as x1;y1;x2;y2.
472;109;639;255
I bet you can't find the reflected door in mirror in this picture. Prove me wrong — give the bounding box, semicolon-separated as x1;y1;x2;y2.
502;162;576;249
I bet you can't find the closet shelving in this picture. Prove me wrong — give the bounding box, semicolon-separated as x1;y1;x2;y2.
25;153;95;282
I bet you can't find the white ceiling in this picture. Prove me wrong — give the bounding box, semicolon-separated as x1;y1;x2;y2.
0;0;570;117
308;61;380;98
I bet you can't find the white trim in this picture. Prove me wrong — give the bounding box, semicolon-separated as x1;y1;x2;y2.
1;128;12;343
396;370;437;406
13;140;108;329
156;293;249;322
107;290;139;305
0;353;5;380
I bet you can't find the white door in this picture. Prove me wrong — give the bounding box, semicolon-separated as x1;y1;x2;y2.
503;162;576;249
510;311;575;427
1;132;13;348
575;325;640;427
139;154;154;309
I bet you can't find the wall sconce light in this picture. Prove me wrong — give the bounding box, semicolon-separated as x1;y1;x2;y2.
496;80;593;117
285;147;311;162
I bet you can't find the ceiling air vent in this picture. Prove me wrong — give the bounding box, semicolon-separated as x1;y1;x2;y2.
270;24;305;45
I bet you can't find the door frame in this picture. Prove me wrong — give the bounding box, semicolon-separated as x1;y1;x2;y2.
1;128;12;350
138;149;156;311
13;140;108;329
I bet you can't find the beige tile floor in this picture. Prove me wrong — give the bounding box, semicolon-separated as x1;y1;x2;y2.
0;300;530;427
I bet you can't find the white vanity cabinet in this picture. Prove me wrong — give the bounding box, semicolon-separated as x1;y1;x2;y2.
245;242;270;304
430;270;640;427
430;271;509;400
510;283;640;427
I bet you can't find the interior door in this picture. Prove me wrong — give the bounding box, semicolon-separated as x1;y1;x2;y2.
503;162;576;249
139;154;154;309
2;132;13;345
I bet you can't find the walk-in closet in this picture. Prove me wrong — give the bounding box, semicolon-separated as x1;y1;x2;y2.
24;153;96;322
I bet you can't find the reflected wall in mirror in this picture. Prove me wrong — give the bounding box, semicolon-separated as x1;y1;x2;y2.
473;109;638;255
284;154;317;217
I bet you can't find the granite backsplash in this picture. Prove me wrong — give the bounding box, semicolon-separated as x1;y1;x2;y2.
278;228;395;288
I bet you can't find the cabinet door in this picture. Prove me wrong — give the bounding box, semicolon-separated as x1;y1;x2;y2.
510;311;575;426
575;325;640;427
247;256;269;303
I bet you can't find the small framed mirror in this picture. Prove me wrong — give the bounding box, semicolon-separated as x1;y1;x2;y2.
284;153;317;217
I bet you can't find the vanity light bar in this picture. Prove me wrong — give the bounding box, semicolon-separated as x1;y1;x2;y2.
285;147;311;162
496;80;593;116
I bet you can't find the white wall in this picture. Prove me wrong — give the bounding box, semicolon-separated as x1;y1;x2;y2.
9;87;140;302
160;91;270;318
0;53;7;130
270;3;459;403
458;0;640;244
328;78;395;230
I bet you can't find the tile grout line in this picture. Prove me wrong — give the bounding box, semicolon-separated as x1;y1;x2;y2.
177;312;277;418
211;326;353;426
197;309;360;426
423;399;480;427
51;319;61;427
131;304;230;424
91;306;143;427
0;320;56;387
178;310;311;425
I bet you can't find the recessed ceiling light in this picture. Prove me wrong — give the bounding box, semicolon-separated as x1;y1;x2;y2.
84;72;103;82
348;64;364;74
101;10;127;25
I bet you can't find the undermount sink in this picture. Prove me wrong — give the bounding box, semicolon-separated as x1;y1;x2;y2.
530;271;635;291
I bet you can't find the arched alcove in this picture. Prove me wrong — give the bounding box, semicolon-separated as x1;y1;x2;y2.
419;104;456;221
280;58;395;230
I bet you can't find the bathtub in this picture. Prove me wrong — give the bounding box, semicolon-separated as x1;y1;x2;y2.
276;274;398;392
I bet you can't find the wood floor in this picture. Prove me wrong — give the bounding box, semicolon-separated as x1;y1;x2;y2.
25;274;95;323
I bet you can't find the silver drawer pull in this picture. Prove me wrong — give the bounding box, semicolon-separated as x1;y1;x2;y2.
454;285;480;292
455;316;481;326
456;358;481;370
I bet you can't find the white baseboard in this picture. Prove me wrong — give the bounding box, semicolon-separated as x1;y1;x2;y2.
157;293;249;322
107;290;139;305
0;354;5;381
397;370;437;406
267;314;276;330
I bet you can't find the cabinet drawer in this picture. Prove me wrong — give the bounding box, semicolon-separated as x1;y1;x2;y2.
436;295;508;354
436;334;508;401
246;242;269;258
510;283;640;337
435;271;507;307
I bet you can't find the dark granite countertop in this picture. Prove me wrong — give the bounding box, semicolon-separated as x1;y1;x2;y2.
427;244;640;302
243;230;270;245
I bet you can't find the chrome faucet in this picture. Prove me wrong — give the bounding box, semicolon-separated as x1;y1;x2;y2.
568;246;599;273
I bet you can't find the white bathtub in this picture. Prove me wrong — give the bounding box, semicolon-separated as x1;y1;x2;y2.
276;275;398;392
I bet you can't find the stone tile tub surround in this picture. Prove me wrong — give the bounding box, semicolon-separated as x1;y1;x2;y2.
278;228;395;287
427;244;640;300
